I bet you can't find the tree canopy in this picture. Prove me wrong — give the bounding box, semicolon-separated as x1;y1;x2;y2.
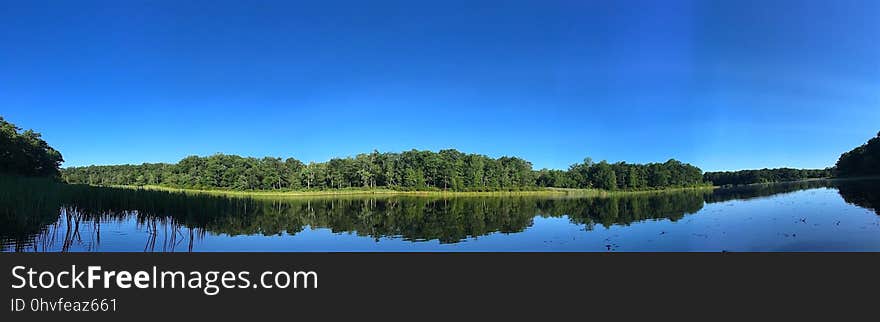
539;158;705;190
62;150;538;191
835;131;880;177
703;168;831;186
62;151;708;192
0;116;64;177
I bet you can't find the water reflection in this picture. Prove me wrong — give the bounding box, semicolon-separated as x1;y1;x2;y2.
836;180;880;215
1;178;878;251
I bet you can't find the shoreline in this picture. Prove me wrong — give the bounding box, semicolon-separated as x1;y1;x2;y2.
97;184;717;198
70;176;880;199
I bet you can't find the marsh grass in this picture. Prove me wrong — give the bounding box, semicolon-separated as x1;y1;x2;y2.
2;175;718;250
3;174;846;252
108;184;715;199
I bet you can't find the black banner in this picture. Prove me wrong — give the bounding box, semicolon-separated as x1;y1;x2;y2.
2;253;878;319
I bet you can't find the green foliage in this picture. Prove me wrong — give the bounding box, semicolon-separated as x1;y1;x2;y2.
703;131;879;186
703;168;832;186
537;158;706;190
592;161;617;191
62;150;538;192
835;131;880;177
63;150;708;192
0;116;64;177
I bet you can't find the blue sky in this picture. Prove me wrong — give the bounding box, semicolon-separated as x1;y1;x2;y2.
2;0;878;171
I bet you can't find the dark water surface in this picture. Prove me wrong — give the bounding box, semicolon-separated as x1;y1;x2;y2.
2;179;879;252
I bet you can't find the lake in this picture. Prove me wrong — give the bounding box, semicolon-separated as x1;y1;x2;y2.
2;179;879;252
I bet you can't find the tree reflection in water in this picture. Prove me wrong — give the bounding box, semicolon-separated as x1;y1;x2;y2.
2;178;878;251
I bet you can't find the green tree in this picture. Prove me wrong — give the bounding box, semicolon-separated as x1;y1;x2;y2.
0;117;64;177
835;131;880;177
592;161;617;191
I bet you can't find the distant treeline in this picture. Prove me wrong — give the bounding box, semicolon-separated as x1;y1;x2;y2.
700;130;880;186
4;115;876;191
535;159;704;190
0;117;64;177
61;151;708;192
835;131;880;177
702;168;832;186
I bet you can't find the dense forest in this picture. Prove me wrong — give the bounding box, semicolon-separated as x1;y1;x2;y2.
61;152;708;192
0;117;64;177
702;168;832;186
835;131;880;177
3;115;875;192
535;158;704;190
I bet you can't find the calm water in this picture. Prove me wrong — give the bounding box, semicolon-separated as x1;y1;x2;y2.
2;179;879;252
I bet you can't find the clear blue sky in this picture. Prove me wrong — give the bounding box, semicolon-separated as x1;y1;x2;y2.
2;0;878;171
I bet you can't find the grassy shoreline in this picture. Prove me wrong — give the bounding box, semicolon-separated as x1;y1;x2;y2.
97;184;716;199
78;176;880;199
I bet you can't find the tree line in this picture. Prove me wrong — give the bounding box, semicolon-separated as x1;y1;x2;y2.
62;150;534;191
0;116;64;177
702;168;832;186
835;131;880;177
702;130;878;186
536;158;705;190
7;116;872;191
61;151;708;191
